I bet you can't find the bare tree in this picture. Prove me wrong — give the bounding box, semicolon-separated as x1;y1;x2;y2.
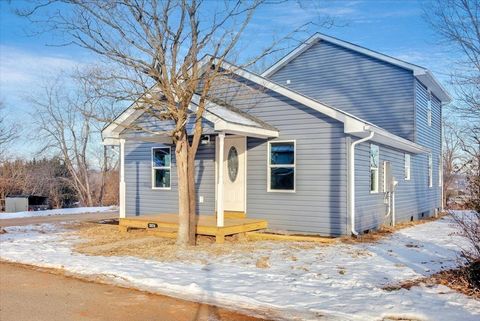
425;0;480;119
0;101;19;159
29;76;100;207
443;120;465;207
19;0;332;245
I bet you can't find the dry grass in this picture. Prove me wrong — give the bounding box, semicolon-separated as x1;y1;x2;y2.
383;264;480;300
67;222;321;264
341;213;448;244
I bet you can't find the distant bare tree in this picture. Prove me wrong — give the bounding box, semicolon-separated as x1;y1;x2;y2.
443;120;464;207
0;101;19;159
29;76;102;207
19;0;334;245
425;0;479;119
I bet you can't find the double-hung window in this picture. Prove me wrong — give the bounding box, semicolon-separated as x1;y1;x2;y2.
152;147;171;189
404;153;411;180
370;144;379;193
428;153;433;188
268;141;295;192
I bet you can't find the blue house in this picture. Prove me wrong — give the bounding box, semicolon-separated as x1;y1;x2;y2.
103;33;450;237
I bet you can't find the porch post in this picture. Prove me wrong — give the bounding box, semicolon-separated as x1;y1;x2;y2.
119;139;126;218
217;132;225;227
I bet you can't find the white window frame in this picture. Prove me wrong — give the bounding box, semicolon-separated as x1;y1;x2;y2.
438;155;442;187
370;144;379;194
267;140;296;193
428;153;433;188
404;153;411;181
152;146;172;190
427;92;432;127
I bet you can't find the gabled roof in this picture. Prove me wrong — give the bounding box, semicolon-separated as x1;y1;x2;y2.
102;92;279;145
103;57;429;154
261;33;451;103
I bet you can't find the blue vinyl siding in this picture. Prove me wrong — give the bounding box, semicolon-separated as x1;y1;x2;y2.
354;142;440;232
267;40;415;140
124;140;216;216
209;76;348;236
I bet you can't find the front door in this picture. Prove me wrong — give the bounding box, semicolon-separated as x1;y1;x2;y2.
222;136;246;212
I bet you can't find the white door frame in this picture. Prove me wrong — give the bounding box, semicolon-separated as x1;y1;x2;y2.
215;134;247;215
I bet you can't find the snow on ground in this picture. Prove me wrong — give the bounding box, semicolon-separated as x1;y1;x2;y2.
0;215;479;321
0;206;117;219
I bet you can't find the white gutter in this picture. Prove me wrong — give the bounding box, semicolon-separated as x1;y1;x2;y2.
349;129;375;236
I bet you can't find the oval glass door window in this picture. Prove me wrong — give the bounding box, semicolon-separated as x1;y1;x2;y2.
228;146;239;182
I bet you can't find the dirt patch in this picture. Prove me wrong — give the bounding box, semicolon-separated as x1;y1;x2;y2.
383;264;480;299
255;256;270;269
68;222;323;264
341;213;449;244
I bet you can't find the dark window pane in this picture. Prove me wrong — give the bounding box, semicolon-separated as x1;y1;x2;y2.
270;167;294;190
155;169;170;188
154;148;171;167
270;142;294;165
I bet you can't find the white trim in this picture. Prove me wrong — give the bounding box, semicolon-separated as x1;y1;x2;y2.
267;140;296;193
217;132;225;227
215;134;248;213
219;60;429;154
349;131;375;236
405;153;411;181
370;144;380;194
104;58;429;155
262;36;320;77
119;139;126;218
438;154;442;188
261;33;451;102
428;153;433;188
151;146;172;190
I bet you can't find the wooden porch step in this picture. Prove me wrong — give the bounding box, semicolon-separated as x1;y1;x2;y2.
145;226;177;238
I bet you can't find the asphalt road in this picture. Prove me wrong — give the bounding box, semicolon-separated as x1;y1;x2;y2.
0;213;268;321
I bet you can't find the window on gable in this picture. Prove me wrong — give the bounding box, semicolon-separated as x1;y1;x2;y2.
370;144;379;193
268;141;295;192
428;153;433;188
405;153;411;180
152;147;171;189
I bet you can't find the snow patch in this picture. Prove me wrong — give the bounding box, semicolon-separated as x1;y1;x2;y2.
0;215;479;320
0;206;117;219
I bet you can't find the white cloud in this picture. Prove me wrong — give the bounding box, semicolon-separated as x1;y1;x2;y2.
0;45;81;92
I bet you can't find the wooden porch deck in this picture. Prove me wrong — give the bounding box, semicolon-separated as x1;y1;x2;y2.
119;214;268;244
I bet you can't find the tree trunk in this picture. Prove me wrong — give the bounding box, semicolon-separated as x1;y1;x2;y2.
176;134;191;245
187;149;197;245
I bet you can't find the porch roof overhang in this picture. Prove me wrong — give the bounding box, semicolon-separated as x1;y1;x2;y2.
102;94;279;145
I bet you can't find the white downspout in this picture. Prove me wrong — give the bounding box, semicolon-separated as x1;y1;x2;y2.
349;130;374;236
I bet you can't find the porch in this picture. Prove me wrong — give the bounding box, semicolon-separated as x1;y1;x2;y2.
119;214;268;244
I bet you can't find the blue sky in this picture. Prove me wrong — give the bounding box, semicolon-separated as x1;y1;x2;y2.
0;0;455;158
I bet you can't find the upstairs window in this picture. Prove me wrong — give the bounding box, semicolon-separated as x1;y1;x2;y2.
268;141;295;192
152;147;171;189
428;153;433;188
405;153;411;180
427;92;432;127
370;144;379;193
